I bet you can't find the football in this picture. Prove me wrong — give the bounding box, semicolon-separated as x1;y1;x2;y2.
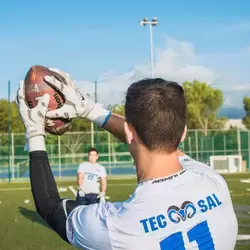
24;65;72;135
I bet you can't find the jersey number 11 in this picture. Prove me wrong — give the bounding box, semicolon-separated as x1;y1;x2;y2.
160;221;215;250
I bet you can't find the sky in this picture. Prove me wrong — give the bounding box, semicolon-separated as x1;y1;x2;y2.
0;0;250;116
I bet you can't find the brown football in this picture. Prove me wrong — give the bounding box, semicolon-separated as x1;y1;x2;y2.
24;65;72;135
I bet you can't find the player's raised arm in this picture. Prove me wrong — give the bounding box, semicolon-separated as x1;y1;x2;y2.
44;69;184;151
16;80;87;245
102;113;126;143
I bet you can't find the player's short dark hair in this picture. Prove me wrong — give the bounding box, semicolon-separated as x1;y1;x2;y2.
88;148;98;155
125;78;186;153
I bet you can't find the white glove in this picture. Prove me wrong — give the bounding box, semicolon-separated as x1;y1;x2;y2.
44;68;95;119
78;186;85;197
44;68;111;127
98;192;106;203
16;81;50;141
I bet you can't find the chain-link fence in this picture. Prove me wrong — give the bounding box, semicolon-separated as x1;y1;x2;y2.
0;129;249;181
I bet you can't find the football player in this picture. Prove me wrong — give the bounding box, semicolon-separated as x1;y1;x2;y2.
77;147;107;205
16;69;238;250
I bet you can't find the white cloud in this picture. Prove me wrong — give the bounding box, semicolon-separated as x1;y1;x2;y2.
76;37;216;106
223;84;250;92
153;37;215;84
227;21;250;32
74;36;249;113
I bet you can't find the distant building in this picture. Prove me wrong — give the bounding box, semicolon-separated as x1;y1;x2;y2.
225;119;246;130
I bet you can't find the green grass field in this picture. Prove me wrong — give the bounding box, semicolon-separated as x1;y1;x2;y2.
0;174;250;250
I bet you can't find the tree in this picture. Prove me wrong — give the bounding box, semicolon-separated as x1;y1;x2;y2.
59;118;92;162
0;100;24;133
11;102;25;133
243;96;250;129
182;80;227;136
108;104;125;116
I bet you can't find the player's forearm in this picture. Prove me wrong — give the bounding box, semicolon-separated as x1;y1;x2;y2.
103;116;185;156
29;150;61;222
102;113;126;143
101;183;107;193
100;176;107;193
77;176;83;186
29;149;82;244
77;171;84;187
91;108;185;156
86;103;126;143
28;137;70;243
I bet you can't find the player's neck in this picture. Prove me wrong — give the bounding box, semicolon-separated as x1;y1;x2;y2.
135;149;182;183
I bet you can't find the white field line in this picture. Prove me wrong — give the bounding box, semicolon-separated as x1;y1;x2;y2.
237;234;250;240
0;187;30;191
0;183;135;193
0;187;69;192
68;186;77;197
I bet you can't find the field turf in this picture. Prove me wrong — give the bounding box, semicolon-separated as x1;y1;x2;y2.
0;174;249;249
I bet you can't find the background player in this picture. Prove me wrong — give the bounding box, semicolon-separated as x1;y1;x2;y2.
16;69;238;249
77;147;107;204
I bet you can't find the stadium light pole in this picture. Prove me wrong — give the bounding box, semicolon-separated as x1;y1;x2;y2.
140;17;158;78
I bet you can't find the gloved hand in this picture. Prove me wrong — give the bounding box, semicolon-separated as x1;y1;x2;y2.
44;68;111;127
98;192;106;203
78;186;85;197
44;68;95;120
16;80;50;141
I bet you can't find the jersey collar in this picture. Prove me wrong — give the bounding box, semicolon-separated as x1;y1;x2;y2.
137;168;188;187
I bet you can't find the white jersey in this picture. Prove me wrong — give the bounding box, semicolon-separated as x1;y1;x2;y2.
68;155;238;250
77;162;107;194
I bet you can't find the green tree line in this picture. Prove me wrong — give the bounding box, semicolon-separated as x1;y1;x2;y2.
0;80;249;135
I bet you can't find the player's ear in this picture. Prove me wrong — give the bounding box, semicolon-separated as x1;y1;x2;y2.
124;122;134;144
180;125;187;143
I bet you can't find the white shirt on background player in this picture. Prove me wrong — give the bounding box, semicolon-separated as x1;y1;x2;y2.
68;155;237;250
77;162;107;194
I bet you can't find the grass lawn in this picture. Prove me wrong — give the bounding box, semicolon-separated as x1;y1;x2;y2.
0;174;249;249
